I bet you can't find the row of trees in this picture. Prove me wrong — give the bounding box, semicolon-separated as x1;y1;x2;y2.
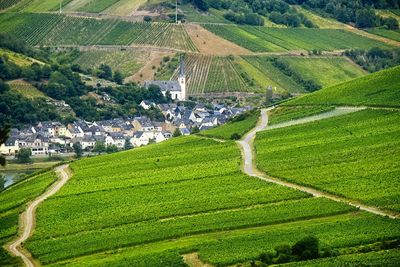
286;0;399;29
345;47;400;72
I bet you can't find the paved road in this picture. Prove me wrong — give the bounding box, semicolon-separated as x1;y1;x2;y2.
238;109;399;219
7;165;71;267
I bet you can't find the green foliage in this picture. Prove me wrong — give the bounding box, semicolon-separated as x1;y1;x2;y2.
286;66;400;107
106;144;118;154
201;109;259;140
256;109;400;212
93;141;106;155
203;25;392;53
73;142;83;158
16;148;32;163
345;47;400;72
292;236;320;260
173;128;182;137
268;106;335;126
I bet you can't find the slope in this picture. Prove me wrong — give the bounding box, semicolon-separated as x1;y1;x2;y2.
285;65;400;107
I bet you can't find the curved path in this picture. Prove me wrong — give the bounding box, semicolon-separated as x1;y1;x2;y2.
7;164;71;267
238;109;399;219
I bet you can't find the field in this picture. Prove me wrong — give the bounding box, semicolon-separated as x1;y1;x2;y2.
0;0;23;10
180;5;232;24
241;56;303;93
14;134;397;266
0;48;41;66
73;50;149;78
0;13;198;51
8;80;48;99
104;0;146;16
200;110;259;140
267;106;335;126
286;66;400;107
294;5;348;29
203;25;393;52
170;54;247;95
280;57;367;88
256;109;400;212
0;172;57;265
365;28;400;42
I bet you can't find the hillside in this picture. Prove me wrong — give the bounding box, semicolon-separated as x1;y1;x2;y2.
285;66;400;107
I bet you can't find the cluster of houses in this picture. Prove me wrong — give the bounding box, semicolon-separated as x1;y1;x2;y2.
0;102;251;156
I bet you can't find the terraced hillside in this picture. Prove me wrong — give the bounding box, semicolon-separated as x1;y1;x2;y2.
203;25;393;52
73;50;150;78
286;66;400;107
256;109;400;213
171;54;247;94
0;13;198;51
19;135;399;266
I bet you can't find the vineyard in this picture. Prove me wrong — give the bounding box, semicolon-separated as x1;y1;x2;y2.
365;28;400;42
17;134;399;266
0;0;22;10
0;13;198;51
286;66;400;107
203;24;393;52
170;54;247;95
73;50;149;78
0;172;57;265
256;109;400;212
8;80;48;99
267;106;335;126
279;57;366;88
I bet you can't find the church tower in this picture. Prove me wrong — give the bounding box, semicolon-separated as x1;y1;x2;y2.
178;56;186;100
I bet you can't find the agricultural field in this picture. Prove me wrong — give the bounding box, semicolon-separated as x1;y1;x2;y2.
73;50;149;78
0;13;198;51
7;80;48;99
294;5;348;29
241;56;303;94
200;110;259;140
286;66;400;107
267;106;335;126
0;48;42;66
256;109;400;212
18;135;400;266
203;25;393;52
0;0;23;10
170;54;247;94
0;172;57;265
75;0;119;13
279;57;367;88
365;28;400;42
16;0;73;12
180;5;232;24
104;0;147;16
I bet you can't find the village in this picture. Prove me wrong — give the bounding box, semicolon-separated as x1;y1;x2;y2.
0;101;251;157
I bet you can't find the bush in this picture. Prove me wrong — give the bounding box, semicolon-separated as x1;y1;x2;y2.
292;235;320;260
230;133;241;140
143;16;152;22
16;148;32;163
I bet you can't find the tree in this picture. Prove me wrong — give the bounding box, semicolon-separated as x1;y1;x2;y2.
230;133;241;140
93;141;106;155
73;142;83;158
0;125;10;166
124;138;133;150
106;144;118;154
98;64;113;80
292;236;320;260
355;9;378;28
191;126;200;134
16;148;32;163
113;71;123;85
173;128;182;137
384;17;399;30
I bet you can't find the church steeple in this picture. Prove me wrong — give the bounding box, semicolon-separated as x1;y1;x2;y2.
178;55;186;100
179;55;185;77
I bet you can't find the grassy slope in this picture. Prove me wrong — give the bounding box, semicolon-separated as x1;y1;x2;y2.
200;110;259;140
285;66;400;107
365;28;400;42
280;57;367;88
256;109;400;212
0;172;57;266
267;106;335;126
8;80;48;100
0;48;41;66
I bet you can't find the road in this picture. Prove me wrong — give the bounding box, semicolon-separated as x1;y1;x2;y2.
238;108;399;220
7;164;71;267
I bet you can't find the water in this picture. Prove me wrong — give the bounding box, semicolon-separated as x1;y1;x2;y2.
0;170;35;190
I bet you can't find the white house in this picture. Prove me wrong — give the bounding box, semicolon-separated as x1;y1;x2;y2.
0;137;19;155
130;131;150;147
140;100;156;110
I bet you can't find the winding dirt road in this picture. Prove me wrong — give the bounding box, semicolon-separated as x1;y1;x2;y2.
238;109;399;220
7;164;71;267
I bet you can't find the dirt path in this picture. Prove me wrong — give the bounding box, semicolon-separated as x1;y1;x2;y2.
7;165;71;267
183;252;214;267
238;108;399;220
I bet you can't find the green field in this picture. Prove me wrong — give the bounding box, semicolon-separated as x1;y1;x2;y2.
73;50;148;78
366;28;400;42
241;56;303;93
256;109;400;212
8;80;48;99
267;106;335;126
170;54;247;94
203;25;392;52
280;57;367;88
286;66;400;107
0;48;41;66
15;134;397;266
200;110;259;140
0;172;57;265
76;0;119;13
180;5;232;24
0;13;198;51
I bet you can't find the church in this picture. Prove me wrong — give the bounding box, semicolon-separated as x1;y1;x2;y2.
144;57;186;101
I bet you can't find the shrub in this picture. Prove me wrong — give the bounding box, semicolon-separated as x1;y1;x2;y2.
230;133;241;140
